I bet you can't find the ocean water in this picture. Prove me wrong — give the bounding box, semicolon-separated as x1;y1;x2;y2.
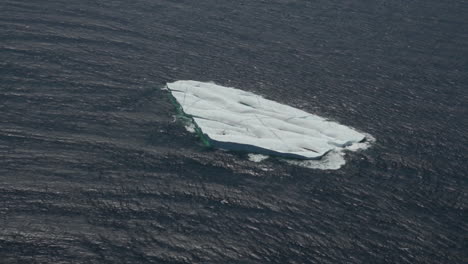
1;0;467;263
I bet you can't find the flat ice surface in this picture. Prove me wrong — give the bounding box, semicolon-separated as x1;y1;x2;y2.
167;80;367;160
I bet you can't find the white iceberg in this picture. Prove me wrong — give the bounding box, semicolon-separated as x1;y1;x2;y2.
166;80;370;160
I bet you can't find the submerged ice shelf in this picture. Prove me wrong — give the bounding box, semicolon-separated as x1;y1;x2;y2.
166;80;370;160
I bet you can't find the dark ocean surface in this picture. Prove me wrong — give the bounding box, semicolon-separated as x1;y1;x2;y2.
1;0;467;263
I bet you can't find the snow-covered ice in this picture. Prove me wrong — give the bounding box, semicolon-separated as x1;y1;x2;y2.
166;80;371;163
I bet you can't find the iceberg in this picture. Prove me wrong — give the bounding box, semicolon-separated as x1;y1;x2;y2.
166;80;369;160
